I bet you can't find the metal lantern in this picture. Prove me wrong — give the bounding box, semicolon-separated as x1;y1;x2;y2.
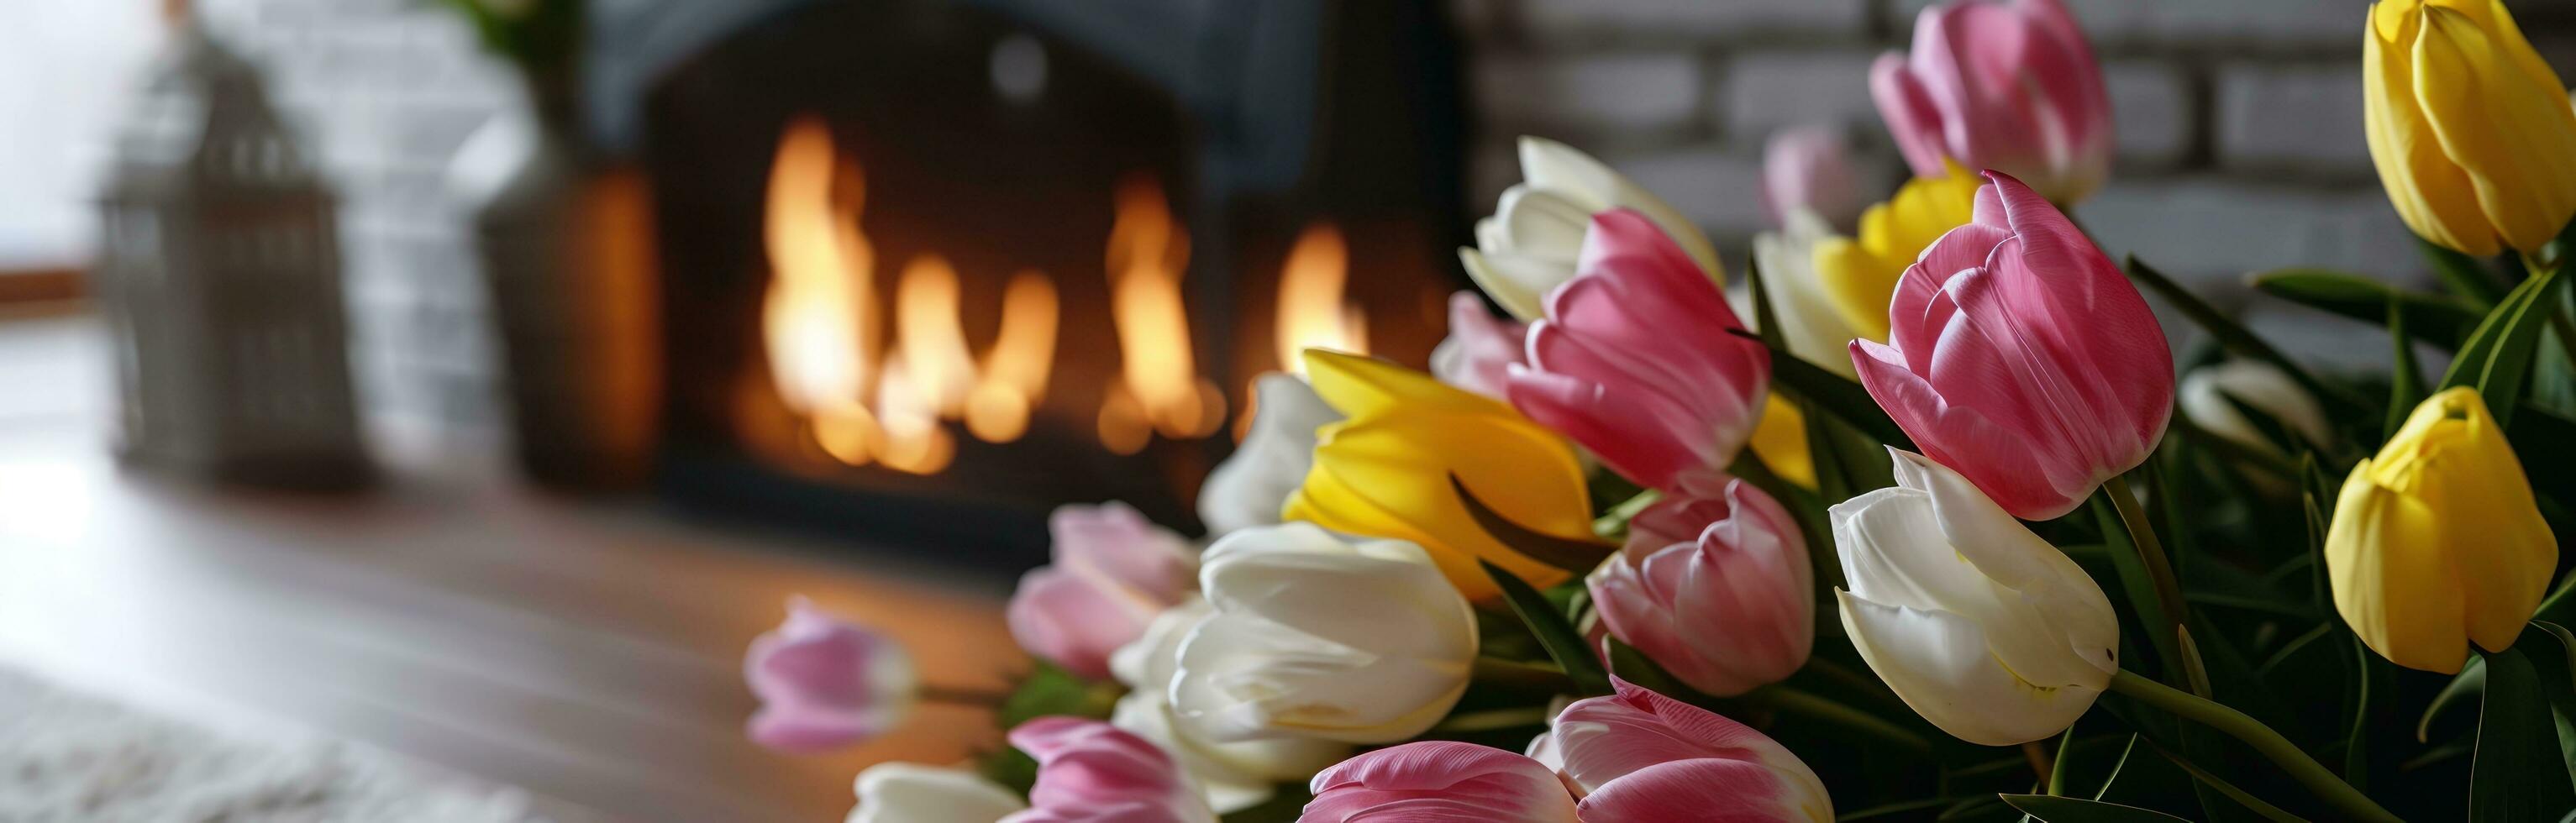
92;22;369;488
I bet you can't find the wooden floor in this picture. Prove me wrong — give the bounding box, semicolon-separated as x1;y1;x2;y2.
0;314;1029;822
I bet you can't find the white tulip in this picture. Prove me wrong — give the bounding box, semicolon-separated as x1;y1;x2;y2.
1107;599;1351;813
1197;374;1343;536
847;763;1025;823
1461;137;1720;319
2179;360;2332;454
1169;523;1478;744
1833;448;2120;747
1746;209;1864;379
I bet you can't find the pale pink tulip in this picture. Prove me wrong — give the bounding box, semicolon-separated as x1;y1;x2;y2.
1429;291;1527;400
1003;717;1216;823
1552;679;1832;821
1761;126;1864;232
1848;171;2171;521
1874;0;2112;204
1008;503;1199;679
1300;741;1581;822
1506;209;1771;494
744;597;916;752
1589;478;1811;697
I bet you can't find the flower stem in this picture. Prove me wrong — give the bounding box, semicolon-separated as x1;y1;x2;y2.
1475;656;1581;693
2047;726;2076;795
1431;706;1553;733
2108;669;2400;823
2101;473;2210;697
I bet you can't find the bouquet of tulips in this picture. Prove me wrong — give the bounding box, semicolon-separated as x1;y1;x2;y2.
744;0;2576;820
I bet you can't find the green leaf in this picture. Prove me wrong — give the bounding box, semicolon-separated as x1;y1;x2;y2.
1998;794;2192;822
2250;267;2482;348
2469;643;2576;820
2095;495;2181;681
2514;404;2576;512
2518;621;2576;791
980;660;1123;794
2389;296;2427;441
1479;559;1610;696
1727;328;1917;450
1452;475;1617;574
2135;736;2306;823
2440;264;2569;431
1603;636;1696;702
2094;734;2140;801
2130;256;2375;417
2423;237;2511;306
2421;658;2489;743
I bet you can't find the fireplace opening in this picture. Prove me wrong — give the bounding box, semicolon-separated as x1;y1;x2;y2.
630;0;1464;566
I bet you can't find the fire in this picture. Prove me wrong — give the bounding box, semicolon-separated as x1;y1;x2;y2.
966;271;1058;443
761;118;875;416
1104;177;1220;438
1274;222;1367;374
895;254;980;416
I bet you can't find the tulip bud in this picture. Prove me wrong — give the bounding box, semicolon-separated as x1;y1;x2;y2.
2364;0;2576;256
1170;523;1478;744
744;597;917;752
1107;600;1350;813
1550;679;1833;820
1428;291;1527;400
1007;503;1200;680
1302;741;1582;822
1874;0;2113;205
1506;209;1773;494
1764;126;1866;232
2179;360;2334;455
1589;477;1812;697
1199;374;1342;536
1285;350;1597;601
849;763;1027;823
1462;137;1721;320
1004;717;1217;823
1833;448;2120;746
1811;164;1981;343
2327;387;2557;674
1848;170;2172;521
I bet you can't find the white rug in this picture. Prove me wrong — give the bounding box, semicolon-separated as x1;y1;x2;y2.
0;666;565;822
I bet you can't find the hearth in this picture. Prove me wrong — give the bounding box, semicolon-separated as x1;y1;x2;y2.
597;0;1467;564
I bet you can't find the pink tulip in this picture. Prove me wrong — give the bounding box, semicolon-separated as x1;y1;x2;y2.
1004;717;1214;823
1301;741;1582;822
1007;503;1199;680
1848;171;2170;521
1429;291;1527;400
1552;679;1832;821
1761;126;1864;232
1873;0;2111;204
1506;209;1771;494
1297;680;1832;821
744;597;916;752
1589;477;1811;697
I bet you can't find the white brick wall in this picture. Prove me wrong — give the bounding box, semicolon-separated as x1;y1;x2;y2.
1474;52;1706;139
1718;50;1884;143
1518;0;1870;45
2216;62;2372;175
2104;61;2193;168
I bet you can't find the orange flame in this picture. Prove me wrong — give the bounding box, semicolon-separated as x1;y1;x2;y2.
1103;178;1219;439
761;118;875;417
895;254;980;417
967;271;1059;443
1274;222;1367;374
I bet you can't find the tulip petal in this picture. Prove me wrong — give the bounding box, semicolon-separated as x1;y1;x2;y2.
2364;9;2501;255
851;763;1028;823
1575;758;1816;823
1837;591;2100;746
1302;742;1580;822
1009;566;1156;680
1521;137;1722;278
1872;51;1950;179
2410;6;2576;253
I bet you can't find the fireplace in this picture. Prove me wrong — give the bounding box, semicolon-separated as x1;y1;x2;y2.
601;0;1467;564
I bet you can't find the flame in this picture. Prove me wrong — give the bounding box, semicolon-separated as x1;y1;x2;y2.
1274;222;1367;374
895;254;980;416
967;271;1059;443
1103;178;1218;438
874;357;956;475
761;118;875;416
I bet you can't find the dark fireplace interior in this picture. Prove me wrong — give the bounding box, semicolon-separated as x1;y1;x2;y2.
614;0;1468;566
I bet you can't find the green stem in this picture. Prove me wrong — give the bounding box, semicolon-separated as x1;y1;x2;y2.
1474;657;1580;693
1751;684;1932;755
2103;473;2209;697
2047;726;2076;795
1430;706;1553;733
2109;670;2401;823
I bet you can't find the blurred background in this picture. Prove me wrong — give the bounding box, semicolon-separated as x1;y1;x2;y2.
2;0;2573;820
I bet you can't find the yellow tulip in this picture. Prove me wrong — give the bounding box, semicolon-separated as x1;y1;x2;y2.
1748;394;1816;490
1283;350;1597;601
2326;387;2557;674
2364;0;2576;256
1812;163;1980;342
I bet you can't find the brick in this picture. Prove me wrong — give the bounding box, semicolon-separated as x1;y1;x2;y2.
1599;144;1770;251
1717;50;1882;142
2215;62;2371;174
1522;0;1869;44
1473;53;1705;135
2104;61;2192;168
2073;179;2426;292
1889;0;2360;50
